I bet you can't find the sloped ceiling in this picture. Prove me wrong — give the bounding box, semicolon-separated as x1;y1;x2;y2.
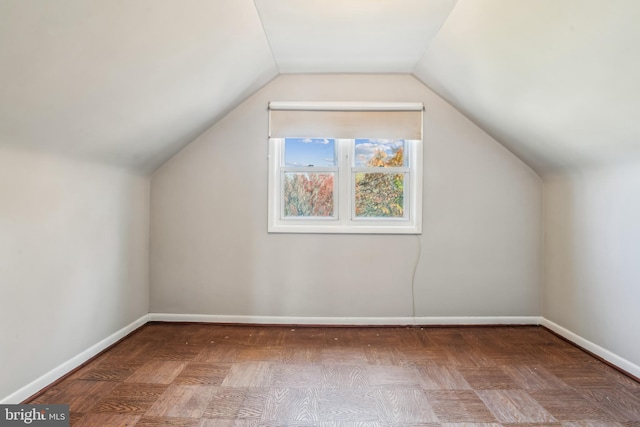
1;0;638;174
414;0;640;172
0;0;278;173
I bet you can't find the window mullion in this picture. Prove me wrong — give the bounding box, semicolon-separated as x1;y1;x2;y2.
337;139;351;226
281;167;338;173
268;135;422;234
351;167;409;173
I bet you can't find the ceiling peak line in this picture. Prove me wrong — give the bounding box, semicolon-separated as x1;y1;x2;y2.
253;0;282;74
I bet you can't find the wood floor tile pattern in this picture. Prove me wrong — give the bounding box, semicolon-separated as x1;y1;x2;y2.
26;324;640;426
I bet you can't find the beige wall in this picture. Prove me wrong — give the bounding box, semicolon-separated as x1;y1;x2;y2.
4;72;639;402
0;147;150;401
544;162;640;371
150;74;542;318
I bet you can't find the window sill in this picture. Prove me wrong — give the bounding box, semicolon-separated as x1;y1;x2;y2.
268;222;421;235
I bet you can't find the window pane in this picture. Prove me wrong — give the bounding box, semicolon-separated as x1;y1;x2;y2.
284;172;335;217
284;138;336;167
355;173;404;218
354;139;406;167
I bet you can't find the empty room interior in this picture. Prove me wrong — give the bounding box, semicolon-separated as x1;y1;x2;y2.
1;0;639;425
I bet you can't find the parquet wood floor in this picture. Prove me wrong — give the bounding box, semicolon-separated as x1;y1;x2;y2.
26;323;640;426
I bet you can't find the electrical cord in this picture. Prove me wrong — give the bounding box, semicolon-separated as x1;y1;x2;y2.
411;234;422;320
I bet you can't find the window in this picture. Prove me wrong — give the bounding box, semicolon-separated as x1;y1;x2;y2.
268;102;423;234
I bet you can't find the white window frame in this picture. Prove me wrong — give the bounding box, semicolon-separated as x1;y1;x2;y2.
268;137;422;234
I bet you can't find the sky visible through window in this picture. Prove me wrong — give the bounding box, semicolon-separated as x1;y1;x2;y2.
354;139;406;167
284;138;336;167
284;138;406;167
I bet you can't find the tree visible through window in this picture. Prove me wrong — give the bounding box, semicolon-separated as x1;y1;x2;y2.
354;139;406;218
267;102;423;234
281;138;337;218
284;172;334;217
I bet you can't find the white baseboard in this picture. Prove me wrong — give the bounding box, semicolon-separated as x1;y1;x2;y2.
1;314;149;404
148;314;639;379
541;318;640;379
148;313;542;326
5;314;637;404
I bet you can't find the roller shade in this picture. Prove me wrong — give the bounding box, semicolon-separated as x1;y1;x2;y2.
269;102;423;140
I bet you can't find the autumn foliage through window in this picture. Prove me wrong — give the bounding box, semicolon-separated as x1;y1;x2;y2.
284;172;334;217
355;144;405;218
268;125;422;234
280;138;409;220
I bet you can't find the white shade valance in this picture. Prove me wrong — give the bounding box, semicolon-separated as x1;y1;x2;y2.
268;102;423;140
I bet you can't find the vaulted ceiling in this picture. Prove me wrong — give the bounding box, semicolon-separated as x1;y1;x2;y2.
1;0;638;174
